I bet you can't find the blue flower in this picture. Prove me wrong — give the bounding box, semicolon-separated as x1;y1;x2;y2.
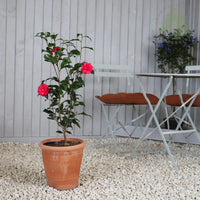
183;44;187;47
157;43;164;48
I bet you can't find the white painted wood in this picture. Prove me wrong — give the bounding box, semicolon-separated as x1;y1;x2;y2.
0;0;200;143
49;0;62;137
92;0;104;136
109;0;121;129
126;0;136;125
60;0;70;38
74;0;87;137
99;0;112;136
24;0;35;137
0;0;6;138
5;0;16;138
14;0;25;137
32;0;44;137
83;0;96;136
40;0;53;137
110;0;121;93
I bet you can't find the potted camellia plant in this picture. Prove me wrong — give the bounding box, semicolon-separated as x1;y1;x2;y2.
36;32;94;190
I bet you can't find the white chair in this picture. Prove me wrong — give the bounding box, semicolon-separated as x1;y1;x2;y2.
94;64;159;153
164;65;200;144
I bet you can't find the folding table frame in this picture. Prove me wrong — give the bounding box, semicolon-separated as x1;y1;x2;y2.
130;73;200;173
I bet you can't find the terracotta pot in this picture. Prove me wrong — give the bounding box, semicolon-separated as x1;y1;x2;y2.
39;138;86;190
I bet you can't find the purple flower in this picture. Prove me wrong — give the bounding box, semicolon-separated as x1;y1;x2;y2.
157;43;164;48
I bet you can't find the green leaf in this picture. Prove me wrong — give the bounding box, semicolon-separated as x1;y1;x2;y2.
61;57;71;69
78;112;91;117
69;49;80;57
44;54;58;64
78;101;85;106
43;109;54;114
46;77;59;82
83;35;92;40
77;33;83;38
56;130;63;134
44;32;51;37
72;119;80;128
51;34;58;40
82;46;93;51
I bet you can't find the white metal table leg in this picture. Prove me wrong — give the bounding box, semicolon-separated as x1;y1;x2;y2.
130;76;179;173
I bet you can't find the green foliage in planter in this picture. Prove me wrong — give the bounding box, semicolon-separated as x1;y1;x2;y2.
36;32;94;142
153;27;199;94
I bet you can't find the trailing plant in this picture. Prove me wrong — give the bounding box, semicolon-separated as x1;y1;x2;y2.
36;32;94;145
153;27;199;94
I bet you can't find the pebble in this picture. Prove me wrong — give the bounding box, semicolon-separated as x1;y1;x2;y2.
0;138;199;199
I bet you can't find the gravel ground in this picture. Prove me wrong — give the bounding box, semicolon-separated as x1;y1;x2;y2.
0;138;200;200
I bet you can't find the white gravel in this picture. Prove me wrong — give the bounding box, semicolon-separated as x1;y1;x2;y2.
0;138;200;200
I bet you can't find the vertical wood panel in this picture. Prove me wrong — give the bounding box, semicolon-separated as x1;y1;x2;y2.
126;0;136;123
99;0;112;134
196;0;200;64
14;0;25;137
93;0;104;136
32;0;44;137
110;0;121;92
134;0;143;87
140;0;152;123
24;0;34;137
148;0;158;90
83;0;96;136
97;0;113;134
118;0;129;125
0;0;6;137
1;0;200;141
109;0;121;127
189;0;200;129
60;0;70;38
49;0;62;137
73;0;86;136
40;0;53;137
5;0;16;137
69;0;78;38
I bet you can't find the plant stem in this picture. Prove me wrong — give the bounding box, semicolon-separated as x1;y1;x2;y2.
56;63;68;143
63;127;67;143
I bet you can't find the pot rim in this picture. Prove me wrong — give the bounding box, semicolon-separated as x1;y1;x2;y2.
39;138;86;152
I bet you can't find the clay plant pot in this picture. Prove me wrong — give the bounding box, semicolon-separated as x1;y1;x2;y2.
39;138;86;190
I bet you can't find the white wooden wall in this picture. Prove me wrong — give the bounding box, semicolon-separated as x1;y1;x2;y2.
0;0;200;142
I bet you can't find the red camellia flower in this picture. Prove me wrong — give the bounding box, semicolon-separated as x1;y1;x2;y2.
54;47;60;51
81;62;93;74
50;47;60;53
38;84;49;96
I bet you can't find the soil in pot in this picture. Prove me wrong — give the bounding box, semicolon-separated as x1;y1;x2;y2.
44;140;81;147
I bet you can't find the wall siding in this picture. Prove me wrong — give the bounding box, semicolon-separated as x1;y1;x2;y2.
0;0;200;142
